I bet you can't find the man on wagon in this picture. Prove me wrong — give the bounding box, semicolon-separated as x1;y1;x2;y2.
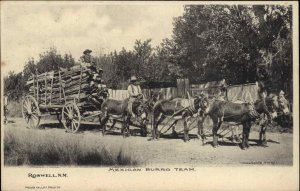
127;75;143;118
80;49;96;69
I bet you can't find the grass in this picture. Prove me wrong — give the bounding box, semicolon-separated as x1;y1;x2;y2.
6;99;23;118
4;126;140;166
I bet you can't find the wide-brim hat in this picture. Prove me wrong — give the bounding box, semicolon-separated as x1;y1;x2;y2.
279;90;285;95
130;75;137;81
83;49;92;54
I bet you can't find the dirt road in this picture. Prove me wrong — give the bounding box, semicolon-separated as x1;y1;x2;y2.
4;117;293;166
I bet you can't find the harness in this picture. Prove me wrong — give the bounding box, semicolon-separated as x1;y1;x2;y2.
188;99;197;114
219;101;260;122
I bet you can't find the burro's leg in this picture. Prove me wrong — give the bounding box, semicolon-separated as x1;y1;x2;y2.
183;116;191;142
241;123;247;150
171;120;179;137
155;114;166;139
261;125;267;146
152;113;156;140
258;124;267;146
259;125;263;144
100;109;109;136
212;116;220;148
197;116;206;145
101;117;109;136
245;122;251;148
122;115;129;138
125;115;131;137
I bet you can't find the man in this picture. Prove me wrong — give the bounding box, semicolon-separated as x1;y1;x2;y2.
127;75;142;118
3;94;8;124
80;49;95;68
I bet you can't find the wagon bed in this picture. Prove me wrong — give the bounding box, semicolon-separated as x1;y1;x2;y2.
22;65;105;133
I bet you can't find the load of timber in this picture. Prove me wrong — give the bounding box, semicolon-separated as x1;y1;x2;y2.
25;65;101;108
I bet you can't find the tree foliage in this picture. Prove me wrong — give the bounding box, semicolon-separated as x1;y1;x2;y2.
4;47;76;100
161;5;292;96
4;5;293;100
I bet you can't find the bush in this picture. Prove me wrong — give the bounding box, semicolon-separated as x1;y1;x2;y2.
4;127;140;166
6;100;23;118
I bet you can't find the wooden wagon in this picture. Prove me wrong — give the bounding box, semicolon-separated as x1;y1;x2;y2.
22;65;105;133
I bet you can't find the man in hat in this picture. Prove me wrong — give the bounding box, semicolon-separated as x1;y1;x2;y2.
80;49;95;68
127;75;142;118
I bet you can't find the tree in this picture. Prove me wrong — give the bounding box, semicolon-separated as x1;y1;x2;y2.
4;47;77;100
162;4;292;97
4;71;26;100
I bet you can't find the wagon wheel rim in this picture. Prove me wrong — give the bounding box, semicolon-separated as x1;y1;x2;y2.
22;95;41;129
62;102;81;133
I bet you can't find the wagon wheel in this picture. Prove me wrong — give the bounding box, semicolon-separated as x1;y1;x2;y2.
62;102;81;133
22;95;41;129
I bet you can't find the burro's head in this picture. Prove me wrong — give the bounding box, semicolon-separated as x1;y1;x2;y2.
195;93;210;114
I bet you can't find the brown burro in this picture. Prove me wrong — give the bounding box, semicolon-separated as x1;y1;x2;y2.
151;94;210;142
204;97;278;150
99;94;155;137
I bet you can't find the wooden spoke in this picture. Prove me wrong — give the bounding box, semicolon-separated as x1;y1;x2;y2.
62;102;81;133
63;111;69;116
22;95;40;129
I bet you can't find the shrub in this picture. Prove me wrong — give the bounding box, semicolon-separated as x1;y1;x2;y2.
4;127;140;166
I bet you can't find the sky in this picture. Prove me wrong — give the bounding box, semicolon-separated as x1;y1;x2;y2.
1;2;184;75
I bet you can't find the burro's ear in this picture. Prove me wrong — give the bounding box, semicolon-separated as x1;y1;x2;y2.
272;95;278;101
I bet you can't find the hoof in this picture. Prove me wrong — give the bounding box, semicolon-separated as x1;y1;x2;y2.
234;136;241;142
261;141;267;146
241;143;246;150
172;132;179;137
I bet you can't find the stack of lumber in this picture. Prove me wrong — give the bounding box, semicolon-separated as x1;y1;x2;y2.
26;65;101;107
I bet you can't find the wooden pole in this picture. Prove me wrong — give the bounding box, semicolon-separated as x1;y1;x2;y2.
50;74;53;106
59;70;62;104
78;66;83;102
44;72;47;107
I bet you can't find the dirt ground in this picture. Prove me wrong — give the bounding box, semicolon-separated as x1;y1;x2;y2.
4;117;293;166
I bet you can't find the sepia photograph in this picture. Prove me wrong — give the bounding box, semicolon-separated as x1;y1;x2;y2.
1;1;299;191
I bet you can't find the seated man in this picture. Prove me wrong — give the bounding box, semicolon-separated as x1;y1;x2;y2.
127;75;143;118
79;49;96;69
